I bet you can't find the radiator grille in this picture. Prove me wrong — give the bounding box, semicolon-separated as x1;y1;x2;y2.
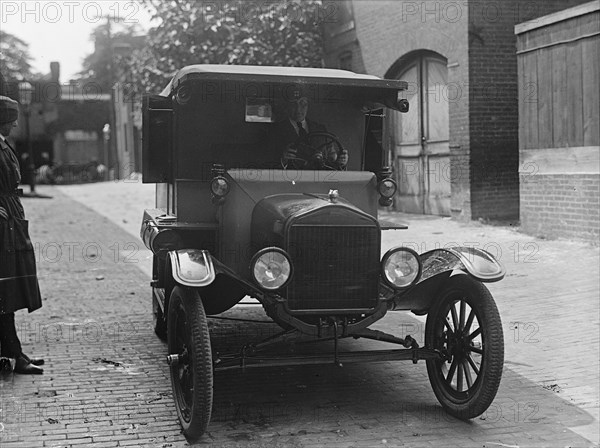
286;225;380;311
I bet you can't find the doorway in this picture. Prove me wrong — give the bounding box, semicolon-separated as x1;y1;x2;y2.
387;53;451;216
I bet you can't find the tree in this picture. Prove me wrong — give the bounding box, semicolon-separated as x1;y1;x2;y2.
0;70;7;96
78;21;144;91
129;0;326;92
0;30;35;86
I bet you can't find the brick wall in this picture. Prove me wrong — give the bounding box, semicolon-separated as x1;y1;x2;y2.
521;174;600;242
325;1;472;216
323;0;591;226
467;0;519;220
467;0;590;221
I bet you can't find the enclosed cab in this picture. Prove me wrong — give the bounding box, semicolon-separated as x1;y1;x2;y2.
141;65;410;322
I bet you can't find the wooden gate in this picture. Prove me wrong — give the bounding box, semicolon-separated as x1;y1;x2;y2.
387;54;451;216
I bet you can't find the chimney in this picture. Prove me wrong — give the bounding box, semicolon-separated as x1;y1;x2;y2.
50;62;60;83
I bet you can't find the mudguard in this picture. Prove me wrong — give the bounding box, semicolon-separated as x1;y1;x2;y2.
167;249;216;288
421;246;505;283
389;246;504;313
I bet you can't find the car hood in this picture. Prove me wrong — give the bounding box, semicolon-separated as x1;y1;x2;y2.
227;169;378;216
219;169;378;268
250;192;379;249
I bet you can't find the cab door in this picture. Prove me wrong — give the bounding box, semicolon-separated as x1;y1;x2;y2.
388;55;450;216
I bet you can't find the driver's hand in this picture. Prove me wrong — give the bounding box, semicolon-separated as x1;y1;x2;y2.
0;206;8;220
311;151;325;168
282;145;297;161
324;145;337;163
337;150;349;167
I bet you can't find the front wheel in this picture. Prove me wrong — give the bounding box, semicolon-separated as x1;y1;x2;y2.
168;286;213;441
425;275;503;419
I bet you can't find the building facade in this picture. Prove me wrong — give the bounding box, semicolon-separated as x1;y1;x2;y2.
2;63;111;183
516;2;599;242
324;0;591;225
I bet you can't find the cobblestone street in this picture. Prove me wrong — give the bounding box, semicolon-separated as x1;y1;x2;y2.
0;183;598;447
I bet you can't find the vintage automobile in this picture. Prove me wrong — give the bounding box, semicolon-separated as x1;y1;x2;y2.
140;65;505;440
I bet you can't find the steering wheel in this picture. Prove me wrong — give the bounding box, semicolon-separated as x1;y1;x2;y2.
306;132;347;170
283;132;347;170
281;149;309;169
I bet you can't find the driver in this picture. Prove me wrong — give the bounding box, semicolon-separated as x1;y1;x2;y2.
268;92;348;169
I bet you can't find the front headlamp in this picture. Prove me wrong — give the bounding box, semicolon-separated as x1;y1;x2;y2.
381;247;422;289
175;85;192;105
210;176;230;197
250;247;293;291
378;178;397;198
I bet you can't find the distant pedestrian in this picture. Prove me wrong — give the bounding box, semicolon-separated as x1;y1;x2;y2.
20;151;36;194
0;95;45;375
36;152;55;185
96;163;107;181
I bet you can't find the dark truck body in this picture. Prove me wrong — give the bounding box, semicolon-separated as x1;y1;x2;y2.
140;65;505;441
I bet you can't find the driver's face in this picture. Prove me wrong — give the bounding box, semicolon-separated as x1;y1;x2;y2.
287;97;309;122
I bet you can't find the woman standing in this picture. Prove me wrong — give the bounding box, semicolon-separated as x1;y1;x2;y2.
0;95;44;374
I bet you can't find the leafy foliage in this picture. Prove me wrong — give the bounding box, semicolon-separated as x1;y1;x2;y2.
78;22;144;92
129;0;326;93
0;70;7;96
0;30;34;84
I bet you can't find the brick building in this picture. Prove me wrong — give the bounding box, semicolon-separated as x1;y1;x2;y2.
2;63;111;182
516;2;599;242
323;0;591;224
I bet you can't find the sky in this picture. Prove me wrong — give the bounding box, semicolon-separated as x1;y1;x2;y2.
0;1;154;82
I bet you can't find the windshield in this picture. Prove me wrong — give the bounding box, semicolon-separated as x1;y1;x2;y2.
173;83;369;176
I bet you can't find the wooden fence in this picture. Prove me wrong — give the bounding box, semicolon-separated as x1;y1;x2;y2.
517;1;599;155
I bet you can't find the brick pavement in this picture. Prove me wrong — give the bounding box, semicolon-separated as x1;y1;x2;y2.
0;188;184;447
0;184;598;447
379;210;600;445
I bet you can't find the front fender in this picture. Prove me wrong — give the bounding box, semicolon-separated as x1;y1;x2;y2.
388;246;504;312
421;246;505;283
167;249;216;288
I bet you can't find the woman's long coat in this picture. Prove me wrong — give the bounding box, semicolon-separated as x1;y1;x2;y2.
0;137;42;314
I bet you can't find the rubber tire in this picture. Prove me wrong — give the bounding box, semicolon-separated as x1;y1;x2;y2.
168;286;213;441
425;274;504;419
152;290;167;341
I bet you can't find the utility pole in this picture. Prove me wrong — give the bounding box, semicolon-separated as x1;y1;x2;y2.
94;14;121;179
18;81;36;195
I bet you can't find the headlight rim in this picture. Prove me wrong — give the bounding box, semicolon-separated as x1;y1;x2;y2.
210;175;230;197
380;246;422;290
175;85;192;105
377;178;398;199
250;246;293;291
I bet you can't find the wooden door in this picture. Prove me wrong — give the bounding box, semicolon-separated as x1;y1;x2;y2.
388;55;451;215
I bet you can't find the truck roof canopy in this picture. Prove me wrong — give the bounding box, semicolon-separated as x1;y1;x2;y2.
160;64;408;98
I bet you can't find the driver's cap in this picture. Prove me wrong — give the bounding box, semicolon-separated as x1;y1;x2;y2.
285;85;307;102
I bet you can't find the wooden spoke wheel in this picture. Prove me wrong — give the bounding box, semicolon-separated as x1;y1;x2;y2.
168;286;213;441
425;275;504;419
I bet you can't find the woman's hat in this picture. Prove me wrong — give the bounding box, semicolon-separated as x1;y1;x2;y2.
0;95;19;124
